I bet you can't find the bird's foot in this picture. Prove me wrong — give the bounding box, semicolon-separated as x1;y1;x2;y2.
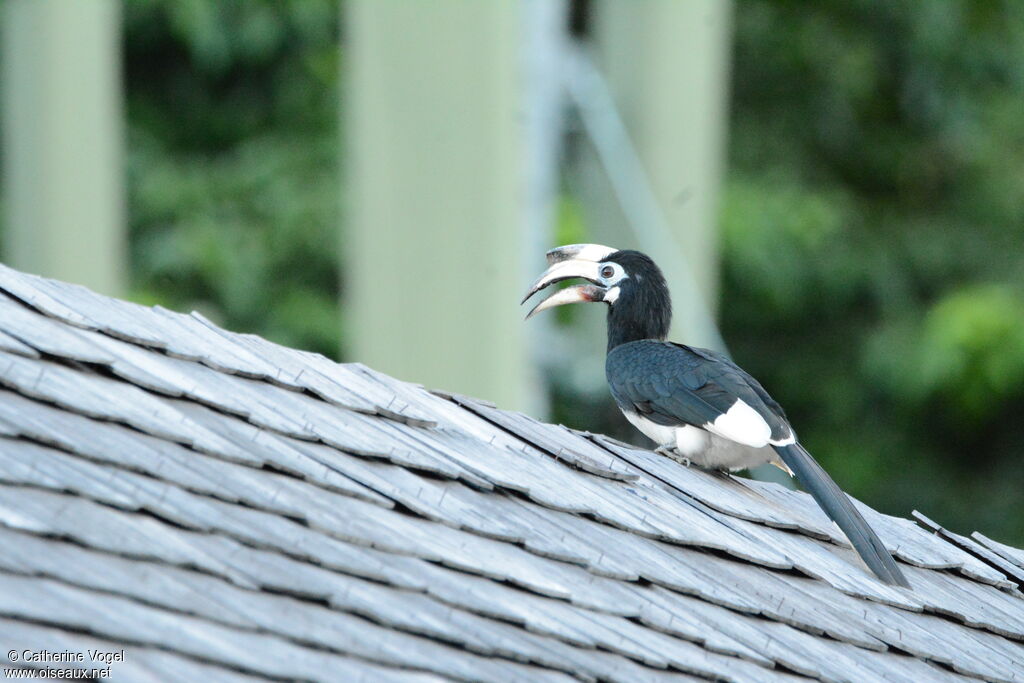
655;446;690;467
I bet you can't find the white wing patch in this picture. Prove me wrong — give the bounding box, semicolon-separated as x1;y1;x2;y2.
703;399;771;448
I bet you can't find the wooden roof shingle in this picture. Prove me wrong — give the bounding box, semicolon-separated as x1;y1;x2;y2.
0;263;1021;682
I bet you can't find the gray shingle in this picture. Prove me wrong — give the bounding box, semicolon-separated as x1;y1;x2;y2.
0;265;1021;683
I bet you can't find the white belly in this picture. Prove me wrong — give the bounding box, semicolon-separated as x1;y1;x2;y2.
622;411;778;472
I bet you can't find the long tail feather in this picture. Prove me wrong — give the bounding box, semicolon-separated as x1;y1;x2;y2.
774;443;911;588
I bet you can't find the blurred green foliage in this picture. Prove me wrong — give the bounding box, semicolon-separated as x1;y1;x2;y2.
124;0;341;357
722;0;1024;542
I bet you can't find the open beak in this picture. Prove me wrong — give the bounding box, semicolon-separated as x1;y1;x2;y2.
524;283;605;319
521;243;617;319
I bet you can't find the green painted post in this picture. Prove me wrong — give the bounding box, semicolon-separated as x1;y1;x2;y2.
343;1;536;412
2;0;126;296
591;0;731;348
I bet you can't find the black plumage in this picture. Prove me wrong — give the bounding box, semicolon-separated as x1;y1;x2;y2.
607;340;791;443
524;245;911;588
603;251;672;350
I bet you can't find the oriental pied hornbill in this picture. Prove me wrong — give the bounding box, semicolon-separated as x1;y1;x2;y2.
522;244;910;588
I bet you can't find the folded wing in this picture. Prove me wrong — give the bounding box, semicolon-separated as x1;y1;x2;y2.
606;340;910;588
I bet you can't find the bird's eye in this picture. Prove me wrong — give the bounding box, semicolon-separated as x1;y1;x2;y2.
601;265;615;279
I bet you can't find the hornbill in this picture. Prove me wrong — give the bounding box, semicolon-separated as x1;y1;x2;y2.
522;244;910;588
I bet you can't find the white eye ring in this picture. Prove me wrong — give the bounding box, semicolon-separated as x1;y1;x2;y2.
599;263;625;284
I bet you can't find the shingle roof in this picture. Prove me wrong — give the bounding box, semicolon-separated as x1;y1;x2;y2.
0;263;1021;683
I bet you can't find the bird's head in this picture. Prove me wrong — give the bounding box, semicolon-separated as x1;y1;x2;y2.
522;243;672;349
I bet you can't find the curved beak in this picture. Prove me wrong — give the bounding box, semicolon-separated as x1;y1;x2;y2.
521;243;617;319
525;283;605;319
